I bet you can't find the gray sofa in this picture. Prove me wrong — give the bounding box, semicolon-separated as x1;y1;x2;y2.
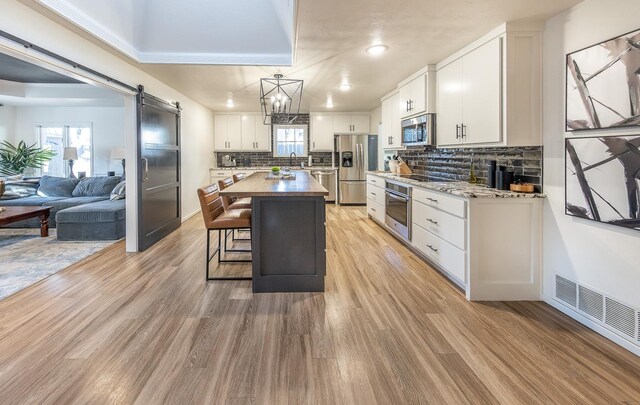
0;175;126;240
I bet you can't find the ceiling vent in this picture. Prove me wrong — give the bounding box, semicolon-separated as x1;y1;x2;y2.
555;275;639;346
555;276;577;307
578;285;604;321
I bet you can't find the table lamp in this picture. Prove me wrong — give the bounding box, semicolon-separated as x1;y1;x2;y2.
110;147;126;177
63;147;78;178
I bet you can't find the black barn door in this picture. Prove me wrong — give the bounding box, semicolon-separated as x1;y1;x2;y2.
136;86;181;251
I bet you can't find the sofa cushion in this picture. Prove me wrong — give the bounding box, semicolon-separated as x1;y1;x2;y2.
37;176;79;197
56;199;126;223
2;179;40;199
72;176;121;197
46;196;109;212
110;181;126;200
0;196;66;206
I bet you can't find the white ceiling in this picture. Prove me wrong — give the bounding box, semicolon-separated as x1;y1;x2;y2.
35;0;296;65
27;0;582;112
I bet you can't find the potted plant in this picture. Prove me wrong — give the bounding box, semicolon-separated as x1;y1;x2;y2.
0;141;56;177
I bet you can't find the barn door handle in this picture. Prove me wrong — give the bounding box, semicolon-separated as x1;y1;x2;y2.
142;158;149;182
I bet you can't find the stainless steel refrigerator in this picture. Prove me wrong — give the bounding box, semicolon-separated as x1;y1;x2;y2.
335;134;378;205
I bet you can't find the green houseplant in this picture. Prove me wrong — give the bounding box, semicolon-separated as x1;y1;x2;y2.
0;140;56;177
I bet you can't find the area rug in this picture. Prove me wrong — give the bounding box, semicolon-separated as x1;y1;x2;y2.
0;229;116;300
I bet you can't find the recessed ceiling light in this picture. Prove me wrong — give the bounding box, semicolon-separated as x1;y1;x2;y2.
366;44;388;56
226;98;234;108
326;100;334;108
339;83;351;91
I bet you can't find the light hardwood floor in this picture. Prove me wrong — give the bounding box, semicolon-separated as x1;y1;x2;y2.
1;205;639;404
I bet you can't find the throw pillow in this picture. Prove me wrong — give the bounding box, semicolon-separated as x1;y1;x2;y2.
37;176;79;197
110;180;126;200
72;176;121;197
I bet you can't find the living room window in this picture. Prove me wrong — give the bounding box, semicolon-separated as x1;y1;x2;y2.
272;125;308;158
37;124;93;177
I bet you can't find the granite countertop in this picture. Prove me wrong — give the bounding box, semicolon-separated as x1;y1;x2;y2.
366;171;546;199
219;171;328;197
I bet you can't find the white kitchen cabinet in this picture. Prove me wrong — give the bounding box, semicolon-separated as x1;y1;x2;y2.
350;115;370;133
254;116;271;151
437;37;502;146
436;23;542;147
380;91;403;149
366;173;542;301
216;114;270;152
399;74;430;119
214;114;242;151
328;114;370;134
310;113;334;151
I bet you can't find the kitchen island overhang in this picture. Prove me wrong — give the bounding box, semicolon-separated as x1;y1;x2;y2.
220;171;329;293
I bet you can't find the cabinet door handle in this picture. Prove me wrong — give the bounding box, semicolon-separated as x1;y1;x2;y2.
426;244;438;253
371;208;376;212
426;197;438;203
371;192;376;196
426;218;438;225
462;124;467;139
313;141;315;148
455;124;460;139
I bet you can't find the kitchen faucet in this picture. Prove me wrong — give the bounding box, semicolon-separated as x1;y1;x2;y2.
289;152;297;167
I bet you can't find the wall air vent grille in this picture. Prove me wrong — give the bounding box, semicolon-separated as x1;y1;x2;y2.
578;285;604;321
555;276;577;307
605;298;636;339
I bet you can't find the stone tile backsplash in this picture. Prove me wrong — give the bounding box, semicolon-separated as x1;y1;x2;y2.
394;146;543;191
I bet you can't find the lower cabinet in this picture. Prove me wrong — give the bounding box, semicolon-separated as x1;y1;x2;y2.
366;173;542;301
412;224;466;283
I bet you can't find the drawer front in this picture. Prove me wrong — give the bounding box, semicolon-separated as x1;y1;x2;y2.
412;201;466;250
367;199;385;222
412;187;466;218
366;174;384;187
367;184;385;206
211;170;232;177
412;225;466;284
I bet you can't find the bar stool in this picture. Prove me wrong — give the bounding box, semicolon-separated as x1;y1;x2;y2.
232;173;246;183
218;177;252;245
197;184;252;281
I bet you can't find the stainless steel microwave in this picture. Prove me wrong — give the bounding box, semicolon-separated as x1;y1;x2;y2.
401;114;435;147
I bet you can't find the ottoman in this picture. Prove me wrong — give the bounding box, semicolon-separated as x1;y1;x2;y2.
56;199;126;241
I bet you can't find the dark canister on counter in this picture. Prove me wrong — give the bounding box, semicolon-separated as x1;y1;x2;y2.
495;166;514;190
486;160;497;188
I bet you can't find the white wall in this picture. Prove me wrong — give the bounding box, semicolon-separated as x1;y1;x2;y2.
369;106;384;170
13;106;125;175
543;0;640;353
0;105;16;143
0;0;215;221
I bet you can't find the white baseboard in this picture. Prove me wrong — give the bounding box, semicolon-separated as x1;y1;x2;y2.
542;294;640;357
182;209;200;222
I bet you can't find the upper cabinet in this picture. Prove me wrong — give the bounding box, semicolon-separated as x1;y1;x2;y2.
214;113;271;152
380;91;403;149
436;23;542;147
398;71;435;119
309;113;370;152
214;114;242;151
331;114;370;133
310;113;334;151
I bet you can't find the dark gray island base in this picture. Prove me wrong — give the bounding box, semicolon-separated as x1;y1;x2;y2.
220;171;329;293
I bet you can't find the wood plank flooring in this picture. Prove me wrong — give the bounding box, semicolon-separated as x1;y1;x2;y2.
1;205;639;404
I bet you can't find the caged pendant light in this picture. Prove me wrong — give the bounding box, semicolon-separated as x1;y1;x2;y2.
259;74;303;125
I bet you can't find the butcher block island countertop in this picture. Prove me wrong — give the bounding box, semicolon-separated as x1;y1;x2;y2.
219;171;329;197
220;171;328;293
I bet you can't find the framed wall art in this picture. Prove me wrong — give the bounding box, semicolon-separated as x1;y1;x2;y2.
566;28;640;131
565;135;640;231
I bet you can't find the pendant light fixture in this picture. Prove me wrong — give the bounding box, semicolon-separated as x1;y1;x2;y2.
259;73;303;125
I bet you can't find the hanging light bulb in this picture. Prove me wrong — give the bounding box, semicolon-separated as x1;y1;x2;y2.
276;93;282;100
270;95;276;103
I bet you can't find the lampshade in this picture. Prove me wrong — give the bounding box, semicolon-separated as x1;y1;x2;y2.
63;147;78;160
110;147;125;160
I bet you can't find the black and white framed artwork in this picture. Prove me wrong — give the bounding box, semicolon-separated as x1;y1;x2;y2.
566;29;640;131
565;136;640;231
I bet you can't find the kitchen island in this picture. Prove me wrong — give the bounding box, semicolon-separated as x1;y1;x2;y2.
220;171;328;293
